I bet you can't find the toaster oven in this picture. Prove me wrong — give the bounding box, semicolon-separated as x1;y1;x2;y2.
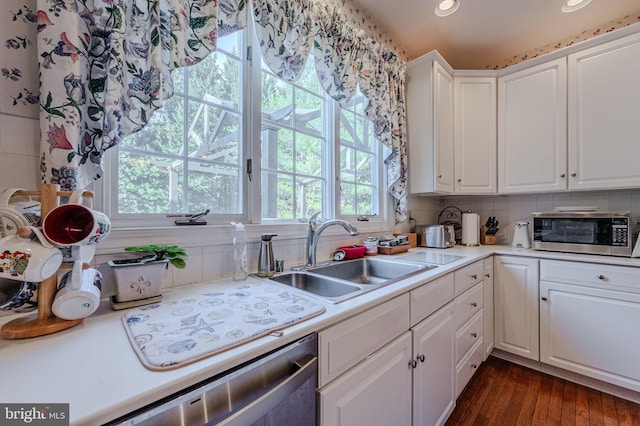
419;225;455;248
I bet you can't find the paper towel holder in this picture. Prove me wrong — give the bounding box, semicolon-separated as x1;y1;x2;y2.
462;210;480;247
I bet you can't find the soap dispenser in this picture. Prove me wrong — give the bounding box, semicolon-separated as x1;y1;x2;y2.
258;233;278;277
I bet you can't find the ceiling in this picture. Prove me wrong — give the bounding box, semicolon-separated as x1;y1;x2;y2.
352;0;640;69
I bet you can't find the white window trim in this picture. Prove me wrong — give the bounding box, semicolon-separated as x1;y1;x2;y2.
94;23;394;254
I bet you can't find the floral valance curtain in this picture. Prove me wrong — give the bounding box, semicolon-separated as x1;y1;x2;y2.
37;0;247;190
253;0;408;223
38;0;407;222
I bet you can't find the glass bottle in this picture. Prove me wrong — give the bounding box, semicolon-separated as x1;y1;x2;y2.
231;222;248;280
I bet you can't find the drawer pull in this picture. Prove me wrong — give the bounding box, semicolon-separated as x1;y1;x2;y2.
597;274;606;280
471;332;478;338
417;354;425;363
471;363;478;369
541;297;548;301
471;274;478;280
470;302;477;307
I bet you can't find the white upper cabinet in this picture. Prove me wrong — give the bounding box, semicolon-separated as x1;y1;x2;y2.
498;58;567;194
567;32;640;190
409;29;640;196
454;74;497;194
407;52;455;194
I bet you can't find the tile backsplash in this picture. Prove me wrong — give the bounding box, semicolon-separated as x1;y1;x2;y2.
405;190;640;246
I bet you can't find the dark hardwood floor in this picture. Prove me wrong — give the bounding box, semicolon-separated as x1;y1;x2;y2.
446;356;640;426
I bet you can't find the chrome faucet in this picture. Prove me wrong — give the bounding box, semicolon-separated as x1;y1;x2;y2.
306;212;359;267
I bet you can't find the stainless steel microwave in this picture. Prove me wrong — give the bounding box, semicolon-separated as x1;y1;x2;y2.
532;211;633;257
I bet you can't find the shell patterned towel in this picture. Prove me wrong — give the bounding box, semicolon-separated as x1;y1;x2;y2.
122;281;326;370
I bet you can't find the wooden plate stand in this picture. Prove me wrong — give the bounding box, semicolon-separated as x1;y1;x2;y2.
1;184;93;339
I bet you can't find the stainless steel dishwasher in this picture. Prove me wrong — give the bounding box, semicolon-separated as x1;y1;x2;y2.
108;333;317;426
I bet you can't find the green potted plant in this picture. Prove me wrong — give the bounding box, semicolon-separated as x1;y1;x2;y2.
108;245;188;304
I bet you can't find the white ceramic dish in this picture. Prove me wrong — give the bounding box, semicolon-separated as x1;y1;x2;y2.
0;279;38;314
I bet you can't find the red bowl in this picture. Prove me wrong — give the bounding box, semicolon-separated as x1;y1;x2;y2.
336;245;366;260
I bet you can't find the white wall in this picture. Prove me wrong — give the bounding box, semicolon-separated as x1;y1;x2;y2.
0;113;40;189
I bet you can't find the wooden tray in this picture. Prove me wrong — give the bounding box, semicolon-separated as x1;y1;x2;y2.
377;244;410;255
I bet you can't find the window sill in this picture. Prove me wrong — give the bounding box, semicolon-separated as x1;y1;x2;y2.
94;220;393;255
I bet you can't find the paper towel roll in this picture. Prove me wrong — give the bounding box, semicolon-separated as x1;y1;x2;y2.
462;213;480;246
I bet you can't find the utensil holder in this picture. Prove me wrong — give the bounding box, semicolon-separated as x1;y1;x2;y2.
1;183;94;339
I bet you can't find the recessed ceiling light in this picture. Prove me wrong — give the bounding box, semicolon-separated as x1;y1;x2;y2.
561;0;591;13
435;0;460;17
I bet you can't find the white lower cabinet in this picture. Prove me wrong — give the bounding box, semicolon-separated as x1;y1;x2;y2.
494;256;539;360
319;332;413;426
318;261;494;426
483;257;494;359
454;282;484;396
412;301;456;426
456;337;484;398
540;260;640;392
318;295;410;387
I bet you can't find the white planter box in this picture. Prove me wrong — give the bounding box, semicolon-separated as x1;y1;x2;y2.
108;260;169;302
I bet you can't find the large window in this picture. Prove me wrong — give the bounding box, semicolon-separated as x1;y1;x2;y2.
260;53;327;220
105;28;384;227
339;89;382;217
111;32;244;222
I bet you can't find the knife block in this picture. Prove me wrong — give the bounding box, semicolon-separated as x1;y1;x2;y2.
480;225;496;245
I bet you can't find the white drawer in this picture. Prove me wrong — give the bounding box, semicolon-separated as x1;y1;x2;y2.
454;260;484;296
319;294;410;387
455;309;483;365
410;273;455;326
454;282;484;330
456;337;484;397
540;260;640;293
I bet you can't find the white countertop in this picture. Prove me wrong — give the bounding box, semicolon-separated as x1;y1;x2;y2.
2;245;640;425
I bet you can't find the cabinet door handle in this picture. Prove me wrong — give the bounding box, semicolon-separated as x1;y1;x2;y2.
560;173;566;178
470;302;477;307
471;274;478;280
471;332;478;338
437;174;442;179
409;359;418;369
571;173;577;177
485;273;491;278
457;178;462;183
541;297;548;301
417;354;425;363
471;363;478;369
597;274;606;280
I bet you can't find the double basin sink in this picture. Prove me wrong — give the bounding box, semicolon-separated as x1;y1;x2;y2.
263;256;437;303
